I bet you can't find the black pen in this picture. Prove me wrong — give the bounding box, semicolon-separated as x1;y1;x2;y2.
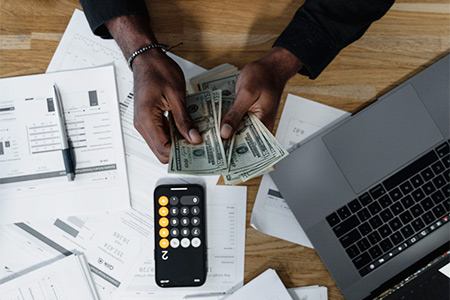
53;83;75;181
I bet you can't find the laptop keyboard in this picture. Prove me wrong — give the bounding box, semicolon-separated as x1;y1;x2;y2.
326;140;450;277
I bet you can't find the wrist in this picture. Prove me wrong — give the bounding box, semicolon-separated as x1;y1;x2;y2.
262;46;303;82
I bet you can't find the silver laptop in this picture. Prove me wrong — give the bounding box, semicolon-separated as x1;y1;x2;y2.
271;54;449;300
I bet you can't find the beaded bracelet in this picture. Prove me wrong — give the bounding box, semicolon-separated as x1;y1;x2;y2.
127;43;169;71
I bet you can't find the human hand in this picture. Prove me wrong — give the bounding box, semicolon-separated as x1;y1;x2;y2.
132;49;202;163
220;47;303;139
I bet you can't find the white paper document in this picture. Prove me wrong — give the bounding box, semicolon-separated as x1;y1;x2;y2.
251;94;350;247
0;65;130;224
288;285;328;300
115;185;247;300
0;254;99;300
221;269;293;300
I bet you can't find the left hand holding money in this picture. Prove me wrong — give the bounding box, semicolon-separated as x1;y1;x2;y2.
220;46;303;139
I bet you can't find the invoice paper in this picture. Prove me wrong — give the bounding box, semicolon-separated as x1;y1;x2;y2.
114;185;247;300
251;94;350;247
221;269;293;300
0;254;99;300
288;285;328;300
0;65;130;224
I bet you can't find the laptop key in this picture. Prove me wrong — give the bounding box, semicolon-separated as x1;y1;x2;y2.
411;219;425;231
346;245;360;259
411;204;424;218
379;195;392;208
333;215;359;237
359;193;373;206
380;238;393;252
432;204;446;218
379;224;392;238
431;190;445;204
400;210;413;224
369;215;383;229
422;181;436;195
411;174;424;188
443;155;449;168
390;231;403;245
420;167;434;181
400;181;413;195
436;142;449;158
422;211;435;225
391;202;404;215
368;231;381;245
353;252;371;269
380;208;394;222
368;202;381;215
389;188;403;201
370;184;386;199
337;206;351;220
357;238;371;251
411;188;425;202
326;212;340;227
401;195;414;208
431;161;444;175
369;245;382;259
389;217;402;231
358;222;372;235
348;199;362;213
401;224;414;238
340;229;361;248
357;208;371;222
433;174;446;189
420;197;434;211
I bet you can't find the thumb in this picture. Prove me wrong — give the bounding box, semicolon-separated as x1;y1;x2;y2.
171;96;202;144
220;95;254;139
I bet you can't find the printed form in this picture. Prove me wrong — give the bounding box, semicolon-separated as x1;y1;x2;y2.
0;65;130;224
0;9;246;300
251;94;350;247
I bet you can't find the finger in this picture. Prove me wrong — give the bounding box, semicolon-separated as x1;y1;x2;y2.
220;88;258;139
168;91;202;144
134;106;171;163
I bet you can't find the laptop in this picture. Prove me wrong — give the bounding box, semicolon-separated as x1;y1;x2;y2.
271;54;449;300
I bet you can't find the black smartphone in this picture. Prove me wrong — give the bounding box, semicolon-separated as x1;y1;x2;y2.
154;184;207;287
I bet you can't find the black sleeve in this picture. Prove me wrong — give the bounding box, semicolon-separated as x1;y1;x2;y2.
79;0;149;39
274;0;394;79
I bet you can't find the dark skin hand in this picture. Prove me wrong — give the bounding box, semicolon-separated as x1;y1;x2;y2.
106;14;201;164
106;15;302;163
220;46;303;139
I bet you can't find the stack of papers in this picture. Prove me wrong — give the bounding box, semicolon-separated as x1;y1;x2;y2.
0;254;99;300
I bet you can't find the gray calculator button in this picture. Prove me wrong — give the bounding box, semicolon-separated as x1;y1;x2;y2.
181;228;190;237
181;207;189;216
170;196;179;205
170;217;179;226
170;228;179;237
191;217;200;226
191;237;201;248
181;217;190;226
170;207;179;216
191;206;200;215
181;238;190;248
170;238;180;248
192;227;201;237
180;195;200;205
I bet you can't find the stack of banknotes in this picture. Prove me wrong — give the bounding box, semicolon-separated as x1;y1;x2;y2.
168;64;288;184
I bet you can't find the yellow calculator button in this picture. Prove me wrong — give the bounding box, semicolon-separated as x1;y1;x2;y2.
159;217;169;227
159;239;169;249
158;196;169;206
159;228;169;238
159;207;169;217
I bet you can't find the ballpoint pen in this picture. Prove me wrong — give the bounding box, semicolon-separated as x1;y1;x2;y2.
53;83;75;181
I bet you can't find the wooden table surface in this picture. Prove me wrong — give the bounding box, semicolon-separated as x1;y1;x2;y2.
1;0;449;299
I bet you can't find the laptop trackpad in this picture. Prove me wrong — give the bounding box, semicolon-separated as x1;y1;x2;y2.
323;84;443;194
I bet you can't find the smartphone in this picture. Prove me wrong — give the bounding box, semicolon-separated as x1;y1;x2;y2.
154;184;207;287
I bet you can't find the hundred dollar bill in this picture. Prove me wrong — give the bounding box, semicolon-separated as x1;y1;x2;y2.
169;90;227;174
199;71;239;97
212;89;222;130
221;96;236;168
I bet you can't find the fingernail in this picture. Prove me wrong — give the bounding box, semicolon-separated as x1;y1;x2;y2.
221;124;233;139
189;129;202;143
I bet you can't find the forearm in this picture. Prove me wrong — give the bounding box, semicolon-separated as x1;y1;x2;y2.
106;14;159;58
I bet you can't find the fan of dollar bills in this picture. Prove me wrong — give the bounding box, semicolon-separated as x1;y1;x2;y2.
168;64;288;184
